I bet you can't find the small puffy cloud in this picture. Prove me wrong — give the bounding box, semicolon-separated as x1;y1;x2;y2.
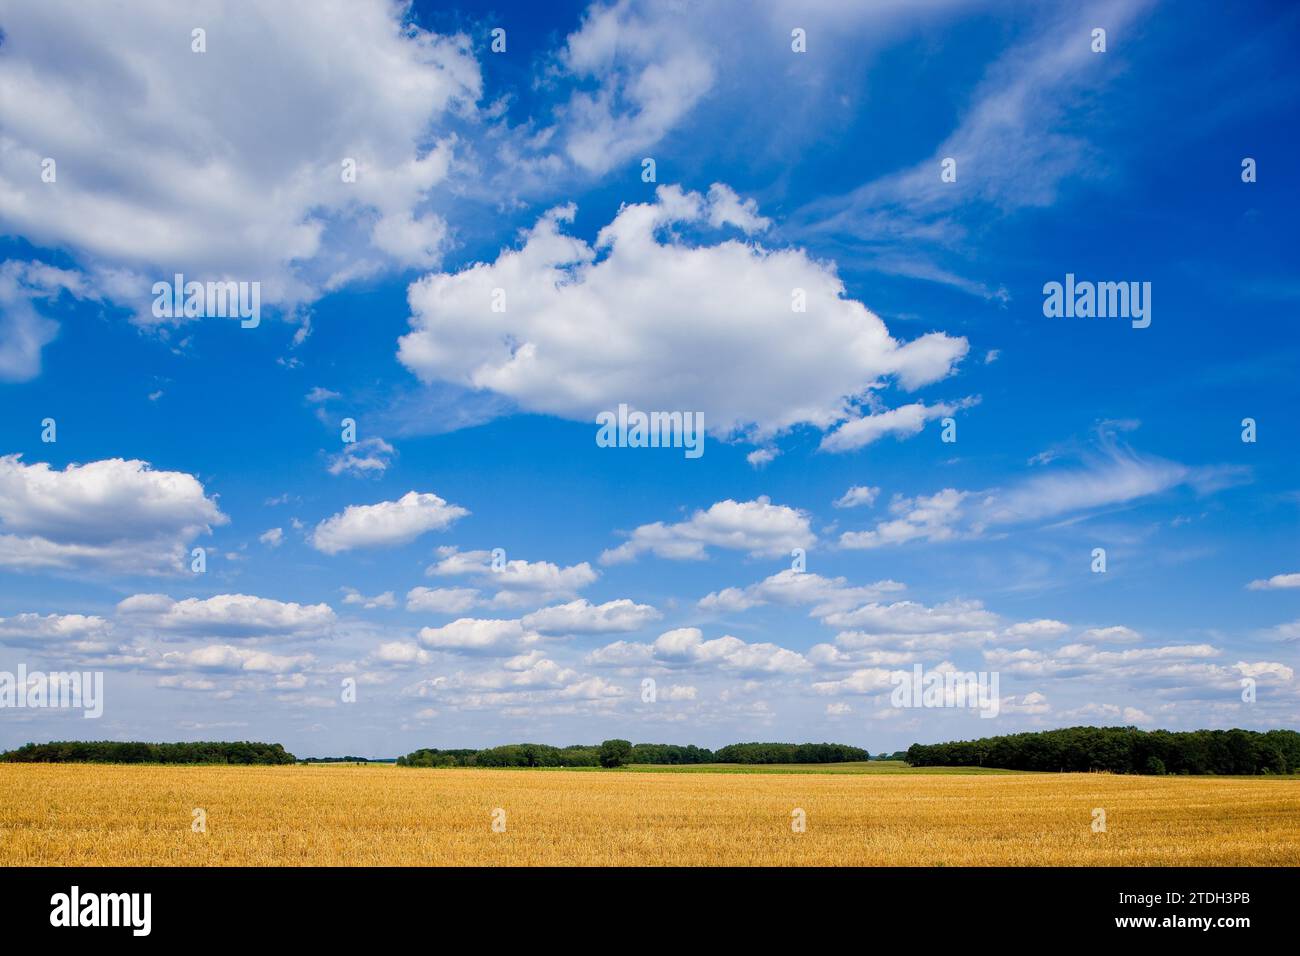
425;547;598;606
839;489;968;550
1062;702;1153;725
588;627;809;675
834;485;880;509
554;3;715;174
1002;619;1070;641
820;398;977;453
1236;660;1294;680
699;569;904;617
0;612;112;649
405;586;481;614
602;497;814;564
417;618;539;655
340;587;396;610
705;183;771;233
822;599;1000;654
808;644;913;669
558;675;626;700
312;491;468;554
0;454;227;573
824;598;997;635
157;676;220;692
259;528;284;548
999;691;1050;716
117;593;335;639
746;448;778;469
398;186;967;442
1247;572;1300;591
161;644;313;674
372;641;431;666
811;667;897;697
1078;625;1142;644
521;598;661;634
696;586;761;613
327;438;395;477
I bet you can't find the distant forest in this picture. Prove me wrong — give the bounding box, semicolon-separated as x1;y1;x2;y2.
1;741;296;765
906;727;1300;775
397;741;870;767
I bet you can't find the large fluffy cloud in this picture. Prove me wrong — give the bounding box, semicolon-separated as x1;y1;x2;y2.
0;454;227;573
398;185;968;440
0;0;481;330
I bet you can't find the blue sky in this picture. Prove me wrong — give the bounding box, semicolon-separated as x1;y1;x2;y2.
1;0;1297;757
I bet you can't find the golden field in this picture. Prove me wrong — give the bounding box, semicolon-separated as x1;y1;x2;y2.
1;762;1297;866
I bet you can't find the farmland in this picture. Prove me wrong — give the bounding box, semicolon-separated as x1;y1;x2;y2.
2;763;1297;866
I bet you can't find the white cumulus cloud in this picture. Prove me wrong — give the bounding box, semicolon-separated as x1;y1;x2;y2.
0;454;227;573
398;185;968;442
602;497;814;564
312;491;468;554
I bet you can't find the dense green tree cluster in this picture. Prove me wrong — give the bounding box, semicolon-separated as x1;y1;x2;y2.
627;743;715;764
712;742;870;764
395;748;480;767
476;743;604;767
1;740;296;764
398;744;603;767
905;727;1300;775
598;739;633;768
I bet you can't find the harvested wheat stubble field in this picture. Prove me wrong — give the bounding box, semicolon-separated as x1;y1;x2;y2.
2;763;1297;866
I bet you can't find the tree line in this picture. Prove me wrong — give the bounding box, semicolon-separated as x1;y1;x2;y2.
13;729;1296;773
396;740;868;767
1;740;297;765
905;726;1300;775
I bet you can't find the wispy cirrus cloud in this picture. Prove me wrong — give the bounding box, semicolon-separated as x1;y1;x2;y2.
839;437;1247;549
792;0;1154;296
